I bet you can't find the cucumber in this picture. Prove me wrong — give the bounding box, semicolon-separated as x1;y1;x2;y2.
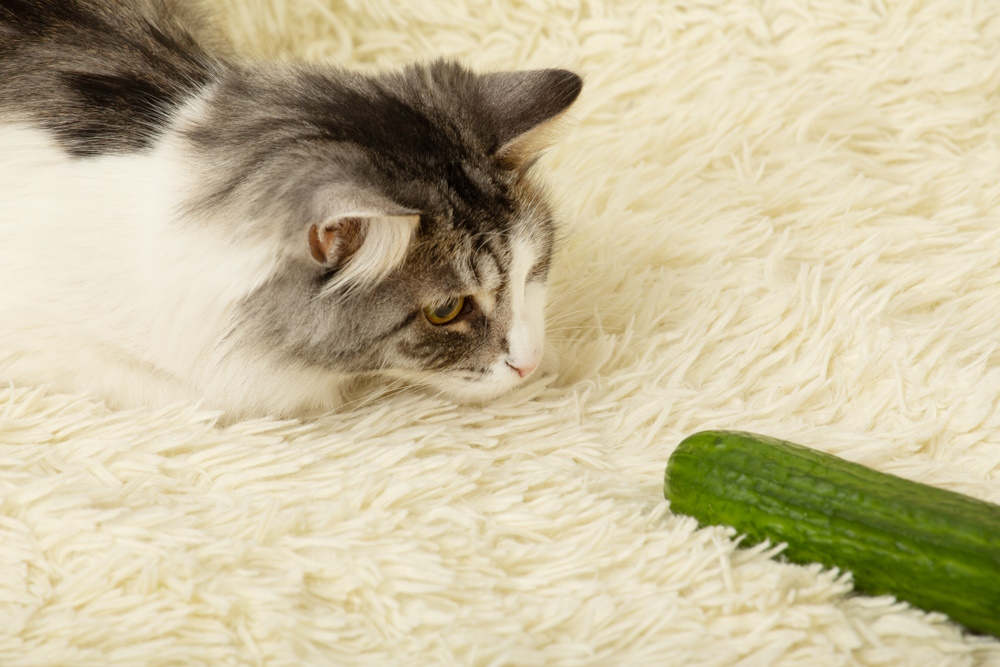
664;430;1000;637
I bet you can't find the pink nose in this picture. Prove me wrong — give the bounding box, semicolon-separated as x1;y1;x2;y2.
507;361;538;378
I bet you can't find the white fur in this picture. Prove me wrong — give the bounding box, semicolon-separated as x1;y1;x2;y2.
0;107;346;418
505;237;546;375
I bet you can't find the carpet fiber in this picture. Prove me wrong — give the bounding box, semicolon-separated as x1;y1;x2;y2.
3;0;1000;664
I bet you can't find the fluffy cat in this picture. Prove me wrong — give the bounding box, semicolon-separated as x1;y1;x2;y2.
0;0;582;418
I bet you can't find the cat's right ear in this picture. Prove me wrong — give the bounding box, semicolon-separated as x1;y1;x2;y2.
480;68;583;171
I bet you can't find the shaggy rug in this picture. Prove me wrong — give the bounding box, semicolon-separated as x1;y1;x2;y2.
3;0;1000;665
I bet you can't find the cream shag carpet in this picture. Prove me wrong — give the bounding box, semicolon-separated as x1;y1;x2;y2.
3;0;1000;665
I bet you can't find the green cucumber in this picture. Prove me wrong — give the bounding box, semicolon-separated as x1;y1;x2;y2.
664;430;1000;637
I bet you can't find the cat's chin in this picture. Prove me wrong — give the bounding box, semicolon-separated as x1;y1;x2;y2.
423;370;531;405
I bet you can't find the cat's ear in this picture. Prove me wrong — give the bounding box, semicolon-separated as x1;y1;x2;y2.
480;68;583;170
308;197;420;292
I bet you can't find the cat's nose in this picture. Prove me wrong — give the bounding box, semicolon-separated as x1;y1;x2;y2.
507;361;538;378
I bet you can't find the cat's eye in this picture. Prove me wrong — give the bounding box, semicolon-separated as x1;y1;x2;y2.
424;296;466;325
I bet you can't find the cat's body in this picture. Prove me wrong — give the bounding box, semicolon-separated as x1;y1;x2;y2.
0;0;581;418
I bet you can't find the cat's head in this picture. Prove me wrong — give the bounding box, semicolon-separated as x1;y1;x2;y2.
190;60;581;403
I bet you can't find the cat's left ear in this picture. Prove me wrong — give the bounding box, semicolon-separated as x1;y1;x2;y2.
481;68;583;171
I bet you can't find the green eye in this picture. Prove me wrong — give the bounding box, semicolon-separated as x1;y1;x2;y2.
424;296;465;325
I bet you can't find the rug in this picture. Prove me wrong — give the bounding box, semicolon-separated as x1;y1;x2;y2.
2;0;1000;664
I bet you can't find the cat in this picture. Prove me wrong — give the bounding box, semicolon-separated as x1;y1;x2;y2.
0;0;582;419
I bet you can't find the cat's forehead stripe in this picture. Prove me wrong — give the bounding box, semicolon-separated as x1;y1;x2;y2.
510;238;537;299
473;243;502;292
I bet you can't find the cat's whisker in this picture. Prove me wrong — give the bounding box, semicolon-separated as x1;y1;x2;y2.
546;302;638;319
545;329;628;339
548;270;639;297
336;375;416;413
540;347;592;360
